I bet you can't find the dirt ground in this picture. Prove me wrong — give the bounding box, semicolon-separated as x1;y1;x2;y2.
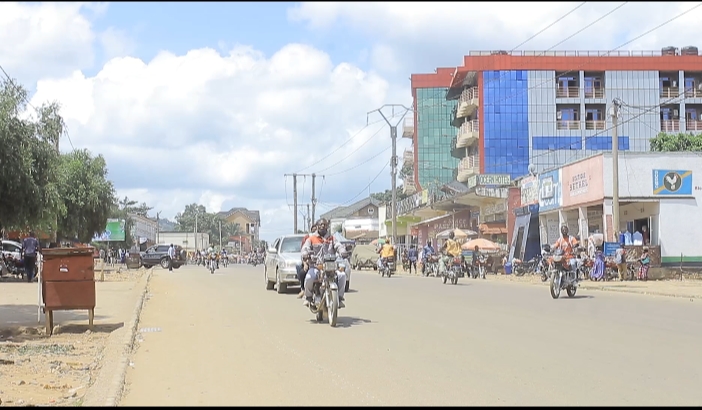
0;266;148;407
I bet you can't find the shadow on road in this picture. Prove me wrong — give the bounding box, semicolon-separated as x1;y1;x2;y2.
308;316;372;328
560;295;595;299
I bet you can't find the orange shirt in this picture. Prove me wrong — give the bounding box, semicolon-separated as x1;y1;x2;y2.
553;236;579;257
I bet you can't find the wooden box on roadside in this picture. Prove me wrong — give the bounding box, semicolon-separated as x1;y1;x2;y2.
42;247;96;309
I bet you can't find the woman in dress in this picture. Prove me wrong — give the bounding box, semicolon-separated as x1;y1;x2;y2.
590;245;606;281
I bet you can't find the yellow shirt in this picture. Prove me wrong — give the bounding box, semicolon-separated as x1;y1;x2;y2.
380;244;395;258
444;239;462;257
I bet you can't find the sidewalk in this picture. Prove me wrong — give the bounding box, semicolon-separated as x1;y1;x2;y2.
490;273;702;299
0;268;149;407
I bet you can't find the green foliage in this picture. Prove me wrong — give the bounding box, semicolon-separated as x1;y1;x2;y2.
57;149;115;243
650;132;702;152
370;188;409;204
399;162;413;181
174;203;241;246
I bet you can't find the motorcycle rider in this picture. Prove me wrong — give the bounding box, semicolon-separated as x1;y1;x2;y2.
421;241;435;275
297;224;317;299
439;231;462;275
301;218;348;308
552;225;580;272
377;237;395;271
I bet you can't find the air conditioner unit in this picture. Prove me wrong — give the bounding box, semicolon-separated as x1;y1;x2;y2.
672;80;678;87
674;109;679;116
556;111;562;120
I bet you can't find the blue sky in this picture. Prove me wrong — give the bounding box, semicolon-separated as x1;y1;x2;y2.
89;2;373;75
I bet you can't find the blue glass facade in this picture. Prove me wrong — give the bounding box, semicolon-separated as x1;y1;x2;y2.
532;136;630;151
482;70;530;178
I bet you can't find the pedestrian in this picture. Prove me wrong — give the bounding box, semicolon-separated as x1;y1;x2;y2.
22;231;41;283
167;243;175;271
590;246;605;281
615;245;627;281
407;245;418;274
638;247;650;281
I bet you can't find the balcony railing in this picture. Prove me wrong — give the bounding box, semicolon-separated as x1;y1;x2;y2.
661;120;681;132
403;149;414;162
557;120;581;130
684;88;702;98
402;117;414;139
459;87;479;104
686;120;702;131
584;88;605;99
460;119;479;134
459;155;480;172
556;86;580;98
585;120;606;130
660;87;680;99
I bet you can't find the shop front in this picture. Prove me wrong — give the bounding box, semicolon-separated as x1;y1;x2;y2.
412;209;476;246
509;176;541;262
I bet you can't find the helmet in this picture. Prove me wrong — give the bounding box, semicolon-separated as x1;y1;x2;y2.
448;231;455;240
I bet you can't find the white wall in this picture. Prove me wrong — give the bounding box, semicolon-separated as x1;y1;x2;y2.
601;152;702;260
343;218;379;232
378;205;388;237
158;232;209;250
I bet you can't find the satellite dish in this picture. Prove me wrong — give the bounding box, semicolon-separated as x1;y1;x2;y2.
528;164;537;176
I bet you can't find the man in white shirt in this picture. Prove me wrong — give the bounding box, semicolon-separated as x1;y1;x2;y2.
167;244;176;272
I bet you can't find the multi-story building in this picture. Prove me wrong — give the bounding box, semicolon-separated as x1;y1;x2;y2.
216;207;261;244
444;47;702;181
128;213;158;244
408;68;459;191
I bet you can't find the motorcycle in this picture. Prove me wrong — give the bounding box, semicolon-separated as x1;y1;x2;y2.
308;252;342;327
380;257;395;278
443;255;463;285
1;254;26;278
423;254;439;277
539;245;553;282
513;255;541;277
549;248;579;299
471;255;487;279
222;256;229;268
209;254;217;274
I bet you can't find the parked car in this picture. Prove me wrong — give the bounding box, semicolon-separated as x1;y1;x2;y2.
1;239;22;260
139;244;186;269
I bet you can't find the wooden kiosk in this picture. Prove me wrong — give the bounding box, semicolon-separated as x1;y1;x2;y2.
41;247;96;336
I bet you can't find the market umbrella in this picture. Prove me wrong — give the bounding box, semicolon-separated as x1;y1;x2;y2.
461;238;500;251
370;238;386;246
436;228;477;239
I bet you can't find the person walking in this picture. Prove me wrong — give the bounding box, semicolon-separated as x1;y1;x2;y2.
22;231;41;282
167;244;176;272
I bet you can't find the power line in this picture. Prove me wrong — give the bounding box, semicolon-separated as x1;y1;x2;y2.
0;64;75;151
326;145;391;177
312;122;386;174
338;161;389;206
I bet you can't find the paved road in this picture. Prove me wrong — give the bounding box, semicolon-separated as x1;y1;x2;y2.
121;265;702;406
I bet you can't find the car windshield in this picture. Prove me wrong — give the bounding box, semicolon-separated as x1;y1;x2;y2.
279;237;302;254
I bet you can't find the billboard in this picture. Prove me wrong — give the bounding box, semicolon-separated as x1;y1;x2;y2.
92;219;126;242
520;176;539;206
652;170;692;195
561;155;605;207
538;169;562;212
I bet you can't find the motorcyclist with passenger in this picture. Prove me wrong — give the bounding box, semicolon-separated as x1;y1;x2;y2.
552;225;580;272
301;218;348;308
377;237;396;272
439;231;463;275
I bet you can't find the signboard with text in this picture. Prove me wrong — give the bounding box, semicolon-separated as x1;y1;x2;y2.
560;155;604;207
652;169;693;196
466;174;511;190
519;176;539;205
92;219;126;242
538;169;562;212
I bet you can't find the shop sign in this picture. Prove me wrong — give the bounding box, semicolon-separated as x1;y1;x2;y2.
466;174;512;190
652;169;693;195
482;202;506;216
538;169;562;212
475;186;509;199
520;176;539;205
568;172;589;197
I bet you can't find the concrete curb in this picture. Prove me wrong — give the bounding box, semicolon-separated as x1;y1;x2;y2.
576;284;702;300
83;268;154;407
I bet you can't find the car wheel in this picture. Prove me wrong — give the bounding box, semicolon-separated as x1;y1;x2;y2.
276;269;287;294
160;258;170;269
143;264;152;269
173;264;181;269
265;267;275;290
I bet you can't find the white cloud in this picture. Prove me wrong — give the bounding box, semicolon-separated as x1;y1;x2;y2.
289;2;702;72
99;27;137;61
29;40;397;241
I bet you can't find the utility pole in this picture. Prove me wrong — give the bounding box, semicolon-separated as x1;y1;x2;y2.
156;211;161;244
194;212;198;250
285;173;325;233
52;137;60;245
306;204;311;230
293;173;298;232
311;173;317;224
219;220;222;249
367;104;412;245
610;99;621;242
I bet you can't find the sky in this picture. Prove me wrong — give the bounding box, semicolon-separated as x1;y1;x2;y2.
2;1;701;241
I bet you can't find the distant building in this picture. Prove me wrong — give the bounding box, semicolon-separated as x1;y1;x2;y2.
321;197;380;243
157;231;209;251
128;213;158;244
216;207;261;249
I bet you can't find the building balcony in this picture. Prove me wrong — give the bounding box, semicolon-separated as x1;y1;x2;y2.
686;120;702;131
402;117;413;139
584;88;605;99
456;87;479;119
557;120;581;130
660;87;679;99
661;120;681;132
685;88;702;98
585;120;606;130
556;86;580;98
402;149;414;164
456;119;479;148
403;175;417;194
457;155;480;183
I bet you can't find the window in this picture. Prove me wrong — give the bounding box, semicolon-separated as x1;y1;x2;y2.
558;109;578;121
156;246;169;252
585;109;602;121
367;207;375;215
685;109;698;121
280;237;302;253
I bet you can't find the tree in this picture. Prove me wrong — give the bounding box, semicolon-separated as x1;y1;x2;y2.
650;132;702;152
370;189;409;204
174;203;241;246
56;149;115;243
0;79;64;233
399;162;413;182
